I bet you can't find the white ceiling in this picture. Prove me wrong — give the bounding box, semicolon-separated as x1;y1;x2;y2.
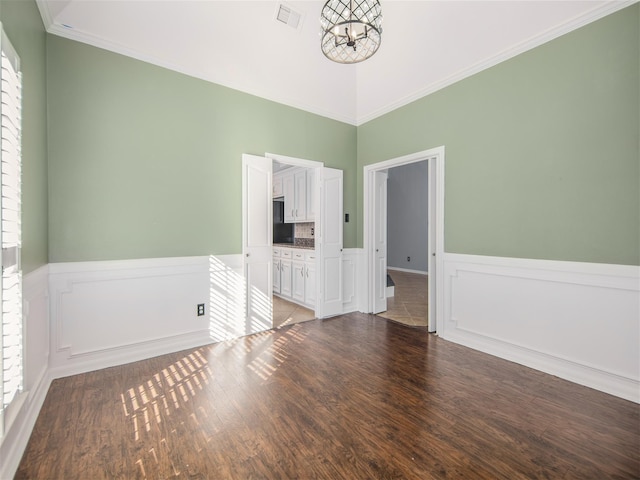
36;0;631;125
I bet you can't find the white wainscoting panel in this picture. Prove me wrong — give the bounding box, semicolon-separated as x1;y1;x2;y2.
0;265;51;480
48;255;249;378
442;253;640;402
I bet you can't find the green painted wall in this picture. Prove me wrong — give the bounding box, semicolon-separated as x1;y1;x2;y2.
357;5;639;266
46;36;357;262
1;0;48;273
47;5;638;266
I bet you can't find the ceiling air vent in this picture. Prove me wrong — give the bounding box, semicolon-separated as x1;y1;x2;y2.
276;4;302;29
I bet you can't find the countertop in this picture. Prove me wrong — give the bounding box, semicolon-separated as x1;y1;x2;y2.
273;243;315;250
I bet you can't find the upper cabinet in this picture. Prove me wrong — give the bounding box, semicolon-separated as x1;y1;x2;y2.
306;169;315;221
293;170;307;222
283;173;295;223
275;167;315;223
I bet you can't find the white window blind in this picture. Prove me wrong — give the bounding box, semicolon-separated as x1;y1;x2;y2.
0;26;22;433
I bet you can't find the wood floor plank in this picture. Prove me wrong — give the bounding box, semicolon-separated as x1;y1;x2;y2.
15;313;640;479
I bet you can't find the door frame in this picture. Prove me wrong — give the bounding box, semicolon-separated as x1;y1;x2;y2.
363;146;445;333
265;153;324;319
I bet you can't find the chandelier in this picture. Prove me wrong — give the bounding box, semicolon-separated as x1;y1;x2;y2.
320;0;383;64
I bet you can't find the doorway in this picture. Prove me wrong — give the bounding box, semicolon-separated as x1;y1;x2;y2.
272;159;317;329
363;147;445;333
382;161;429;327
242;152;344;335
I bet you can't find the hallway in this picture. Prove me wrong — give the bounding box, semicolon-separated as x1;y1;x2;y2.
379;270;428;327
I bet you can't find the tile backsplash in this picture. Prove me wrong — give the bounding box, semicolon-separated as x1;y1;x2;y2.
294;222;315;248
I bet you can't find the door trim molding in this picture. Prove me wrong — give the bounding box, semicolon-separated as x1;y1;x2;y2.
363;146;445;333
265;152;323;169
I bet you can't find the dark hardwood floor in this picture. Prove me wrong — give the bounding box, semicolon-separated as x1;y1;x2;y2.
15;313;640;479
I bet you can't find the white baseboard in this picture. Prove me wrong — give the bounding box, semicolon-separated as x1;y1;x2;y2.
387;266;428;275
0;369;54;480
442;253;640;402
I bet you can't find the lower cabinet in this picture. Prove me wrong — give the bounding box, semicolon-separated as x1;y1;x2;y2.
304;259;316;306
273;258;281;293
280;259;292;298
273;247;315;309
292;261;305;303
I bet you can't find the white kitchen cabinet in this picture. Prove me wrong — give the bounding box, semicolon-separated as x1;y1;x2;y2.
293;170;307;222
292;260;305;302
292;250;306;304
304;251;316;306
273;258;281;293
273;247;316;309
273;247;292;297
274;167;314;223
306;169;315;221
283;173;295;223
273;247;281;294
280;259;292;298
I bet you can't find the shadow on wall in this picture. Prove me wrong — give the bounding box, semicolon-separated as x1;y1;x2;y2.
208;255;271;342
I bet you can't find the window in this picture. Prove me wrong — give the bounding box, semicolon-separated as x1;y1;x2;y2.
0;26;22;436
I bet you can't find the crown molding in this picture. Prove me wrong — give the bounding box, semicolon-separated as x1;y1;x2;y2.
42;21;359;126
35;0;54;30
37;0;634;127
355;0;636;125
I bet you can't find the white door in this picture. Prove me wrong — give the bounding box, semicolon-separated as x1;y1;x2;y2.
242;154;273;333
319;168;343;317
428;159;437;332
373;171;388;314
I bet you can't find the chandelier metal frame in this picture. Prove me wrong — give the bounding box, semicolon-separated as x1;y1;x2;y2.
320;0;383;64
